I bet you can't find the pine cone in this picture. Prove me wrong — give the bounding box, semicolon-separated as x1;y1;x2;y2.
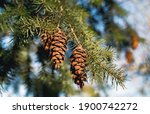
50;28;67;69
125;50;134;64
131;35;139;49
70;45;87;88
40;31;52;50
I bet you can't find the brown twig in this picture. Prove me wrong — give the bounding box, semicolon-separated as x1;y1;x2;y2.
69;24;80;45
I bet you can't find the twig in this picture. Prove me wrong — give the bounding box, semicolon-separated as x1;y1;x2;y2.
69;24;80;45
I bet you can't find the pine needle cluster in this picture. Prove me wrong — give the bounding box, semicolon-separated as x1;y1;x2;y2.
0;0;126;95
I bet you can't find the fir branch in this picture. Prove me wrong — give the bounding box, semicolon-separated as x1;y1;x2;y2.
84;36;125;88
0;0;126;92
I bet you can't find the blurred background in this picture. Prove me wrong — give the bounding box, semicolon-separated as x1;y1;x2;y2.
0;0;150;97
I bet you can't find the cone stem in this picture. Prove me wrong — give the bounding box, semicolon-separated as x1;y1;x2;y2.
69;24;80;45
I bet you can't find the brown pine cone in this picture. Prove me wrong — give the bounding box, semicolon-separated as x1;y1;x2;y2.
125;50;134;64
131;35;139;50
40;31;52;50
50;28;67;69
70;45;87;88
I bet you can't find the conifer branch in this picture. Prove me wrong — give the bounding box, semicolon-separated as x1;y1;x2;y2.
0;0;126;93
83;35;126;88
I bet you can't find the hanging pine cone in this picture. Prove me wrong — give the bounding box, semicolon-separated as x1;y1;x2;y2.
50;28;67;69
40;31;52;50
70;45;87;88
131;34;139;50
125;50;134;64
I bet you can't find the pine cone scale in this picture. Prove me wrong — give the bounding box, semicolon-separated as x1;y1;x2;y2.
51;42;67;49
